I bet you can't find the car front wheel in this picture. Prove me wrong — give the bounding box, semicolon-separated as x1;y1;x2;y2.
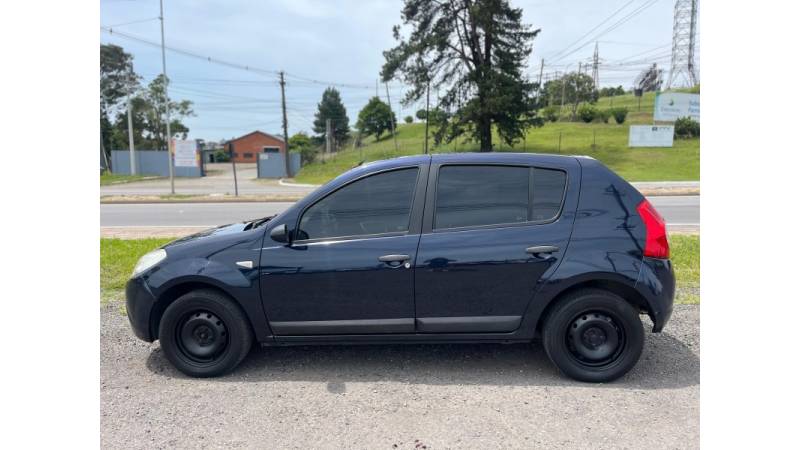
542;289;644;382
158;289;253;377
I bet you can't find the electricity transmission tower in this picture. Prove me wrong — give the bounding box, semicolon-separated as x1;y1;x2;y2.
665;0;698;89
591;42;599;88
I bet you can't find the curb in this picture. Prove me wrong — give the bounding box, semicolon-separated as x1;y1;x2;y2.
278;178;322;188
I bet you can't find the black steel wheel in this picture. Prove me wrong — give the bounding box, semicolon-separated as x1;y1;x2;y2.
175;310;230;365
158;289;253;377
542;289;644;383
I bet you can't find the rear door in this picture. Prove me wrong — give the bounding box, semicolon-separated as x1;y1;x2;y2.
413;160;580;333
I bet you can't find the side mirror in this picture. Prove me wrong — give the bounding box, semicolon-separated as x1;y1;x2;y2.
270;223;290;243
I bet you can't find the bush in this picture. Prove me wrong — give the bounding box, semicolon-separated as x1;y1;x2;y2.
674;117;700;139
212;149;230;162
610;107;628;124
596;109;611;124
578;104;598;123
404;115;413;124
541;106;559;122
289;132;319;165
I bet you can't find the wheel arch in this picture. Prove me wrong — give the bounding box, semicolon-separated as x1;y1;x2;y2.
149;279;255;342
533;277;651;335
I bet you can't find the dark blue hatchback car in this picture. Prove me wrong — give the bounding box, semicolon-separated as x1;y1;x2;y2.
126;153;674;382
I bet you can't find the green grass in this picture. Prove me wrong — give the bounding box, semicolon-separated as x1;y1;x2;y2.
671;235;700;304
100;238;174;303
293;90;699;185
100;173;156;185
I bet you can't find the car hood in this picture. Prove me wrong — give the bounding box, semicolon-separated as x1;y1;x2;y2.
162;215;274;251
163;222;249;248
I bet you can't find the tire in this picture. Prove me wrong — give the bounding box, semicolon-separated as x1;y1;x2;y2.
542;289;644;383
158;289;253;377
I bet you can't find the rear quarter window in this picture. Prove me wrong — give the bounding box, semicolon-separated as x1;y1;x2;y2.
531;168;567;221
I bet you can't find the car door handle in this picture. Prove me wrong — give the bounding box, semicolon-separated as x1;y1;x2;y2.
526;245;560;255
378;254;411;263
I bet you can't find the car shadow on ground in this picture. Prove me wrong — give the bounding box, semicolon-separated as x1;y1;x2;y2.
145;330;698;390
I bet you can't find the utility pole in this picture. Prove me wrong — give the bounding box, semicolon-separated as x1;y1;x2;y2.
384;82;399;153
279;71;291;177
325;118;332;156
592;42;600;88
159;0;174;194
424;80;430;154
229;142;238;196
537;58;545;99
126;71;136;175
560;70;566;114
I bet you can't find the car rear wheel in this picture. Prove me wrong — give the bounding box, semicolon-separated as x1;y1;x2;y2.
158;289;253;377
542;289;644;382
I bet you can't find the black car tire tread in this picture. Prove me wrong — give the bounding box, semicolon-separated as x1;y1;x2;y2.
542;288;644;383
158;289;253;378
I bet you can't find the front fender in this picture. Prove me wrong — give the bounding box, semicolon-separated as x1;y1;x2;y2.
144;257;274;341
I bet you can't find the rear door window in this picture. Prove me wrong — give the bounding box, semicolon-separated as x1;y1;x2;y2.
434;165;529;229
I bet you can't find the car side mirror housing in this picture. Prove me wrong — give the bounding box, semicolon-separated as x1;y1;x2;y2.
270;224;290;243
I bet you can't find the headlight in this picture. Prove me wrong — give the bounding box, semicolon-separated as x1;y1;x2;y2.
132;249;167;277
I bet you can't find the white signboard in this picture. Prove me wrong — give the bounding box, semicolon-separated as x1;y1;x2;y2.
629;125;674;148
173;139;198;167
654;92;700;122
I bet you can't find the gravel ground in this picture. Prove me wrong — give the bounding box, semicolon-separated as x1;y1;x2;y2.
101;304;699;449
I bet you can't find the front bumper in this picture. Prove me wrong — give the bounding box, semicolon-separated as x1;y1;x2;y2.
125;276;158;342
636;257;676;332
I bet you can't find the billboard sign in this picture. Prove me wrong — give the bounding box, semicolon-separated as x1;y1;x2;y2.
629;125;674;148
173;139;198;167
654;92;700;122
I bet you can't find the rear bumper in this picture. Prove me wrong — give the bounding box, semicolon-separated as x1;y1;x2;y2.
636;257;675;332
125;276;158;342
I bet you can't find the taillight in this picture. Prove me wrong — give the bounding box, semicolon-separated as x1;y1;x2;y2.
636;199;669;259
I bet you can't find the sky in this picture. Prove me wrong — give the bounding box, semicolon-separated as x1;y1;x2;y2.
100;0;700;142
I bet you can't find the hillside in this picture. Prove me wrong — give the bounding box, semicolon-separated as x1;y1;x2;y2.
293;90;699;184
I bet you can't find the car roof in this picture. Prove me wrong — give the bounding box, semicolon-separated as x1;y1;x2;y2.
431;152;579;165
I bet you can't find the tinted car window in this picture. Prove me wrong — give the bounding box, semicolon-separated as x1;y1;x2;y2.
435;165;529;229
531;168;566;221
298;168;418;240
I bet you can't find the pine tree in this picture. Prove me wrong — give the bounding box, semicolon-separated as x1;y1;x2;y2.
381;0;541;151
313;87;350;145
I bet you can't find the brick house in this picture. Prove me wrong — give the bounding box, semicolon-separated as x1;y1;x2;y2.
224;131;286;163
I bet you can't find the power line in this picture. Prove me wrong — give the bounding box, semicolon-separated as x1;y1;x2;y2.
549;0;663;64
546;0;637;61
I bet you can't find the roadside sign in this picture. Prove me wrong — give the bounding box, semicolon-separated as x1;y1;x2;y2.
629;125;674;148
173;139;198;167
654;92;700;122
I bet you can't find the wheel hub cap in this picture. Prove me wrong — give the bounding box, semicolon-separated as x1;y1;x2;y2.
179;311;228;360
568;313;621;363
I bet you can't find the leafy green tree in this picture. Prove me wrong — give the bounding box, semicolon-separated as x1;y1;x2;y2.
404;115;414;124
543;72;597;120
312;87;350;145
289;132;319;164
415;109;427;121
382;0;541;151
138;75;194;151
356;97;396;140
100;44;139;157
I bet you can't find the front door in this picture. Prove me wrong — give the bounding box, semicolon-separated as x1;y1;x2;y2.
414;163;576;333
259;166;426;335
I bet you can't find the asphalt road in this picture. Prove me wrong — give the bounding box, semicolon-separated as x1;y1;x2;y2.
101;303;699;448
100;195;699;228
